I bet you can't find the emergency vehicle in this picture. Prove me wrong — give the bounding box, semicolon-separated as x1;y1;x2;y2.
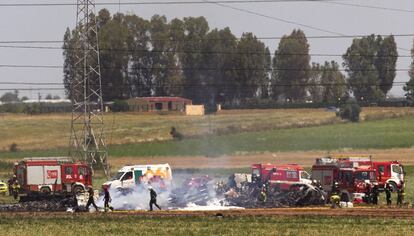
251;164;312;190
311;157;377;202
336;157;405;190
102;164;172;190
14;157;92;194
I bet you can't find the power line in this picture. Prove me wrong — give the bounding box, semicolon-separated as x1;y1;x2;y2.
0;44;409;58
0;1;354;7
0;81;409;86
0;33;412;45
322;1;414;14
202;0;344;36
0;64;410;71
0;81;410;92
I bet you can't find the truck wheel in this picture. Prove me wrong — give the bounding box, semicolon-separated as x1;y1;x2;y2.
40;187;51;194
388;182;398;192
72;185;84;194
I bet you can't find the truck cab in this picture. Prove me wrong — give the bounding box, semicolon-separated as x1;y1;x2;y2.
373;161;405;190
338;157;405;191
312;157;377;202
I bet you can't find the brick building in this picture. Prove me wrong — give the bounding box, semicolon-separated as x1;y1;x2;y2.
126;97;192;112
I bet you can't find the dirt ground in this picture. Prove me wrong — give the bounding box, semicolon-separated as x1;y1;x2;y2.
1;207;414;218
110;147;414;169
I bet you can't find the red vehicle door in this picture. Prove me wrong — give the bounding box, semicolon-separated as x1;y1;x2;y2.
61;164;76;184
77;165;90;185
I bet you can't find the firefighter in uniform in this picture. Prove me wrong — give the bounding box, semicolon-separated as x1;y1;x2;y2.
385;183;392;206
330;182;340;208
371;183;379;205
11;179;20;200
8;175;17;196
258;185;267;205
86;186;99;212
103;187;112;212
397;188;405;207
149;186;161;211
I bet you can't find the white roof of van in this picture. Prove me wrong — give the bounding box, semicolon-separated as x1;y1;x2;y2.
118;164;170;172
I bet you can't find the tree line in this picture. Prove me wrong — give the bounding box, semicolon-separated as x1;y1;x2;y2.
63;9;409;106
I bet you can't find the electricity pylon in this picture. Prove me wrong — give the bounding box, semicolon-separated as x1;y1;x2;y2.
69;0;110;178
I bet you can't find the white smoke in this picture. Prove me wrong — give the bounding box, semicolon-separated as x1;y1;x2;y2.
96;184;171;210
179;199;244;211
95;172;243;211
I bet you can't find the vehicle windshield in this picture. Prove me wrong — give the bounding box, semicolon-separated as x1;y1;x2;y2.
252;169;260;177
354;171;374;181
300;171;310;179
392;165;403;174
111;171;125;181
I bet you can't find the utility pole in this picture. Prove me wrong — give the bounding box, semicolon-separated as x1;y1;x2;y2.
69;0;110;178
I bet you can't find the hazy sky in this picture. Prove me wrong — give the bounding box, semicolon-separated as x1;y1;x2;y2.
0;0;413;99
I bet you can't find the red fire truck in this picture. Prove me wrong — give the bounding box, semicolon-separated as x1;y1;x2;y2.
14;157;92;194
251;164;312;190
336;157;405;191
311;157;377;202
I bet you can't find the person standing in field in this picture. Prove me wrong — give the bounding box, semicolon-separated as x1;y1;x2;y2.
86;186;99;212
371;183;379;205
385;183;392;206
397;188;405;207
103;187;112;212
149;186;161;211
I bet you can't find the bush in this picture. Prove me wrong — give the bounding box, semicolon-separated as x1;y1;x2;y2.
338;99;361;122
9;143;18;152
24;103;41;115
0;103;25;113
111;100;129;112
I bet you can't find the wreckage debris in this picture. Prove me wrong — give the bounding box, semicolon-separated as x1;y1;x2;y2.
169;176;215;208
0;197;77;212
223;183;326;208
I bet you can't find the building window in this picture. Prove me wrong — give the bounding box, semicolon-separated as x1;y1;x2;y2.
155;103;163;110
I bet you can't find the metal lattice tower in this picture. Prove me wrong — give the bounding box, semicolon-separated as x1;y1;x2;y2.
69;0;110;178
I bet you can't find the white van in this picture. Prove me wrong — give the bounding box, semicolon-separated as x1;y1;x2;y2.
103;164;172;190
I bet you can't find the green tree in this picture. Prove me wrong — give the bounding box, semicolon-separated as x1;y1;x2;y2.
308;62;323;103
99;12;130;101
0;90;19;102
199;27;238;106
235;33;268;101
62;27;76;99
320;61;347;103
404;40;414;101
343;34;397;102
261;47;272;99
376;36;398;96
179;17;210;104
272;29;310;102
125;14;152;97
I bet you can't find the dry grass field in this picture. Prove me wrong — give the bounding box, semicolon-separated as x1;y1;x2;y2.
1;107;414;151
